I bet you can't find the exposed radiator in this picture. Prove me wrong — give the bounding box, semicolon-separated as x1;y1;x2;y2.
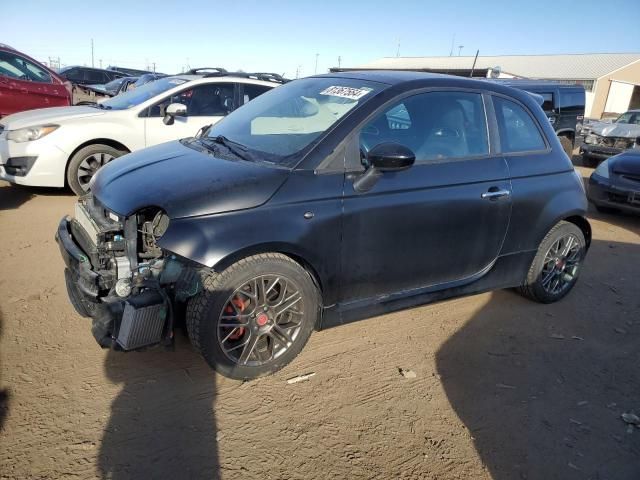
116;290;167;350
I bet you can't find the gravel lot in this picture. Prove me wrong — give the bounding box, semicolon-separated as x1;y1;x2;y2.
0;165;638;480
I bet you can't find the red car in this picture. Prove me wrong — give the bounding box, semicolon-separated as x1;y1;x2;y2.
0;44;71;118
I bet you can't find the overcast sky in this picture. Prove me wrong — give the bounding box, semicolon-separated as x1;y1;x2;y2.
4;0;640;77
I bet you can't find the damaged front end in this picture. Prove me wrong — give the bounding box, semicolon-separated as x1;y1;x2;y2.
582;122;640;159
55;195;201;350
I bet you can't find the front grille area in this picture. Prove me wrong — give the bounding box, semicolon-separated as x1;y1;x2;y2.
589;135;635;149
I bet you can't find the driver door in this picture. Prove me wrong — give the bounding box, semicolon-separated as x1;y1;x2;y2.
143;82;236;146
340;90;512;303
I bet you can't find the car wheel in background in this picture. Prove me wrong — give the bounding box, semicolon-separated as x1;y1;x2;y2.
559;136;573;159
66;144;127;195
186;253;320;380
518;221;586;304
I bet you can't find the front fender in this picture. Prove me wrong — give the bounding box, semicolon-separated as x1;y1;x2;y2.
157;198;343;304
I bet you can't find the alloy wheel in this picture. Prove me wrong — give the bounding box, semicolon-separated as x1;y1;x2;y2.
540;234;582;295
77;152;115;192
217;275;305;366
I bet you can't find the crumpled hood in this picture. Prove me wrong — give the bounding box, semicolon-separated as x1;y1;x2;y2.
610;149;640;175
91;140;290;218
590;121;640;138
0;106;104;130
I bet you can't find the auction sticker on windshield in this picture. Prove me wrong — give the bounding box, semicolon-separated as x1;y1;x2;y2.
320;86;372;100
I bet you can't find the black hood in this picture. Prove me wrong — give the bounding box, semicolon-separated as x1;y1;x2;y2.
610;149;640;176
91;140;290;218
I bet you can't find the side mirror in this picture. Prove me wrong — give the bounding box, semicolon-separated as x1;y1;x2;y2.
367;142;415;172
163;103;187;125
354;142;415;192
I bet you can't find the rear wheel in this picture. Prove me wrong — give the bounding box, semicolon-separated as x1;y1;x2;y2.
186;253;319;380
518;221;586;304
67;144;126;195
559;136;574;159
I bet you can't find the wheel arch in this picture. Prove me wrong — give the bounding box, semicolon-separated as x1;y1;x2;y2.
210;243;326;302
563;215;592;249
65;138;131;180
556;129;575;140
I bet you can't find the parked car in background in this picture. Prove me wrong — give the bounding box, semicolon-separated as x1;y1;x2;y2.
587;148;640;214
580;110;640;166
495;80;585;158
57;66;126;86
0;44;71;118
134;73;167;88
88;76;139;96
56;72;590;380
107;66;158;77
0;71;285;194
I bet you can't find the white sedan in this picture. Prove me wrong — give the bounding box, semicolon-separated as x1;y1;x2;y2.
0;72;280;194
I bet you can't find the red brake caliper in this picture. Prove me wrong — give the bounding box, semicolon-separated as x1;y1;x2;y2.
225;296;247;340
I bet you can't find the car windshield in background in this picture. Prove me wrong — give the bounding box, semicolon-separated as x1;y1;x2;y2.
205;77;383;164
101;77;188;110
615;112;640;125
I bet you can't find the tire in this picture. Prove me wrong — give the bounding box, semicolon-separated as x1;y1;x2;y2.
559;136;574;159
66;144;126;195
518;221;586;304
186;253;320;380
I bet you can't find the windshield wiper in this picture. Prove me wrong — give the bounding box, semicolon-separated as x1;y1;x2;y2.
205;135;254;161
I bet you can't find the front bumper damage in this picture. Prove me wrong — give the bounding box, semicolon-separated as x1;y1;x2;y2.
581;134;638;160
55;196;202;350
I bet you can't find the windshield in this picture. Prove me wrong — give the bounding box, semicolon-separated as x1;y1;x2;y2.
615;112;640;125
205;77;383;164
101;76;188;110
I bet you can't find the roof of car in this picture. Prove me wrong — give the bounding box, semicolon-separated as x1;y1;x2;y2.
317;70;446;85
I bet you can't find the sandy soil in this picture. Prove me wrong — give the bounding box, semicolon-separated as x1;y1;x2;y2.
0;166;638;479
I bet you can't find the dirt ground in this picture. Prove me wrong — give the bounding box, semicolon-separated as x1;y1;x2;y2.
0;165;638;480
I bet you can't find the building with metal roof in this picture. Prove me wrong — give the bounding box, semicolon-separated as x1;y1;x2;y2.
332;53;640;118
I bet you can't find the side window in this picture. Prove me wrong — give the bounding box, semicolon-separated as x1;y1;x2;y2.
242;84;271;105
62;68;81;82
493;96;546;153
149;83;235;117
360;91;489;163
0;51;51;83
85;70;104;83
559;90;585;112
540;93;554;112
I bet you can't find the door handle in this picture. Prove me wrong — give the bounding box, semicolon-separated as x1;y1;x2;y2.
481;189;511;200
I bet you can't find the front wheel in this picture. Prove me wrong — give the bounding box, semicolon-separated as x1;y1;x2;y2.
67;144;126;195
186;253;320;380
518;221;586;304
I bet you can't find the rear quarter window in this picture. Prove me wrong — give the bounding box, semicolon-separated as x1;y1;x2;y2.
493;96;547;153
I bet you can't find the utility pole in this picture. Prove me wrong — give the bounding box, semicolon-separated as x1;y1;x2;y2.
458;45;464;56
91;39;94;68
396;38;401;57
338;56;342;69
152;62;156;72
296;65;302;79
314;53;319;74
449;34;455;56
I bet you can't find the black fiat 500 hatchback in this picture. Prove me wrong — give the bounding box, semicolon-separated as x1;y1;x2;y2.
57;71;591;380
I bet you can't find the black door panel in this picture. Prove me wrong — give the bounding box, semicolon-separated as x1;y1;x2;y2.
341;157;511;302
